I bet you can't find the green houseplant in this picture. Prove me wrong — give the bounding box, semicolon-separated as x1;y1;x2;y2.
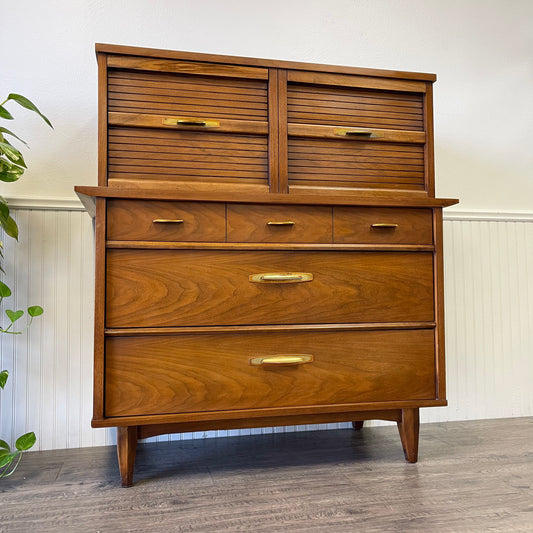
0;93;51;477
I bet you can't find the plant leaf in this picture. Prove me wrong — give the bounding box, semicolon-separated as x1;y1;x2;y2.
0;106;14;120
0;451;18;469
0;196;9;219
6;309;24;323
27;306;44;317
0;439;10;451
6;94;52;128
0;214;19;239
0;159;24;183
0;140;27;168
0;280;12;297
15;432;36;451
0;126;27;146
0;369;8;389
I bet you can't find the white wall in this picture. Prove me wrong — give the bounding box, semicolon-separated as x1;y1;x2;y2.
1;0;532;210
1;1;532;450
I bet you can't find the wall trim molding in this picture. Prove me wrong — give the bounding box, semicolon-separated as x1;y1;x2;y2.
5;196;85;211
443;210;533;222
5;197;533;222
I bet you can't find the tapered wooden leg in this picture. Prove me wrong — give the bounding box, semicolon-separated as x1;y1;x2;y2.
352;421;364;431
397;408;420;463
117;426;138;487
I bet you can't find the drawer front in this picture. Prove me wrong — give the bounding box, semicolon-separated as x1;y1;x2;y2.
227;204;332;243
288;138;425;191
105;329;436;417
107;200;226;242
287;83;424;131
108;62;268;122
334;207;433;244
108;127;269;187
106;250;434;327
107;59;270;188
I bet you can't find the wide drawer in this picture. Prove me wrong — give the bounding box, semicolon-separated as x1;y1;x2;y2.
105;329;436;417
333;207;433;244
227;204;332;243
106;250;434;327
107;200;226;241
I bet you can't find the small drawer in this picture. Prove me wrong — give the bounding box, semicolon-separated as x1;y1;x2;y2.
334;207;433;244
105;329;436;417
227;204;332;243
107;200;226;242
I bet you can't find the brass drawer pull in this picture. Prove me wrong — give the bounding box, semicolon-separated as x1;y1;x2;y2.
371;223;399;229
334;128;374;137
250;354;314;366
152;219;184;224
162;117;220;128
249;272;313;283
267;221;295;226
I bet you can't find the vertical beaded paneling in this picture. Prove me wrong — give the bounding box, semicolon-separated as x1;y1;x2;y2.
1;209;533;449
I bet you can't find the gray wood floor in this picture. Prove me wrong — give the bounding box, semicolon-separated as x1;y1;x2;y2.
1;417;532;532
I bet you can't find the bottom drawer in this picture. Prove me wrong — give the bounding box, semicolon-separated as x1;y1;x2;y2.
105;329;436;418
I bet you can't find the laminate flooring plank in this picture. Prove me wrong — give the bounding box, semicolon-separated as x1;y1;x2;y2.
1;418;532;533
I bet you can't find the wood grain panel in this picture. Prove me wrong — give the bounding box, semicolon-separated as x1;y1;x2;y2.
107;200;226;242
288;83;424;131
107;55;269;79
108;69;268;120
105;250;434;327
105;329;436;417
287;124;425;143
108;127;268;185
333;207;433;244
227;204;332;243
287;70;427;93
288;137;425;190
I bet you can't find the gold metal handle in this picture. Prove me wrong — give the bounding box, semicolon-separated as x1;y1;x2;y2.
371;223;399;229
152;219;184;224
249;354;314;366
267;221;295;226
162;117;220;128
334;128;374;137
249;272;313;283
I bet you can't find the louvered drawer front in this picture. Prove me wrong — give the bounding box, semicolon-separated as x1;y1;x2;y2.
107;60;268;121
106;58;269;188
334;207;433;244
287;83;424;131
288;138;425;191
227;204;332;243
107;200;226;242
106;250;434;327
108;127;269;187
105;329;436;417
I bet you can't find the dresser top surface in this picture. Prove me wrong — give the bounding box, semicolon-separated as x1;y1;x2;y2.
95;43;437;83
75;185;458;209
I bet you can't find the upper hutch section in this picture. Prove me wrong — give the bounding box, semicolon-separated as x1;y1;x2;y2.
97;43;436;199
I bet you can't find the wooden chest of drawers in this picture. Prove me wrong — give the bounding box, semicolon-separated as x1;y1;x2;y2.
76;44;457;486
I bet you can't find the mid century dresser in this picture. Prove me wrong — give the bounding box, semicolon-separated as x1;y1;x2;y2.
75;43;458;486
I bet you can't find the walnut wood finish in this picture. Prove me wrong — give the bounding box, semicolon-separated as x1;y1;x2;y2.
333;207;433;244
81;44;458;485
227;204;332;243
105;329;435;417
76;185;458;207
397;408;420;462
105;250;434;327
107;200;226;241
116;426;138;488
